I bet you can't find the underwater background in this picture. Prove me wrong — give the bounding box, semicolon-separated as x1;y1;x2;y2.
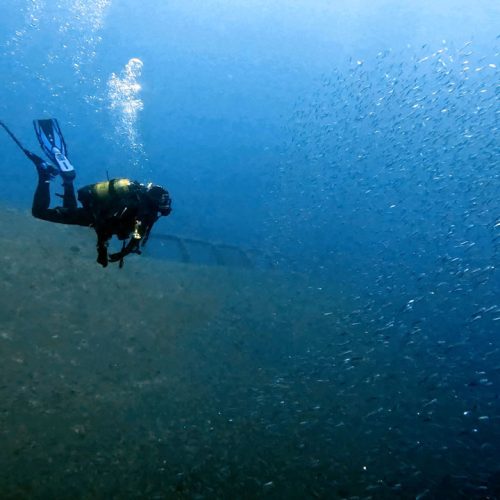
0;0;499;498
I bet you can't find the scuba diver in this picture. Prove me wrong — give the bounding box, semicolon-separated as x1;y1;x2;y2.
0;118;171;268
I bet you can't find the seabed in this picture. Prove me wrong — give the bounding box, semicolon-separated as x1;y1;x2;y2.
0;208;498;498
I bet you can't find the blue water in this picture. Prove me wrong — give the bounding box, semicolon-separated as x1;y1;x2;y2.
0;1;499;498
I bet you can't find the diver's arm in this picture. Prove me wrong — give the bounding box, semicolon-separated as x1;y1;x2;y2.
107;218;148;266
108;237;141;264
96;233;109;268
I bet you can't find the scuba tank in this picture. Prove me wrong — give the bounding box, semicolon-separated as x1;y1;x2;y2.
77;178;147;241
77;178;138;210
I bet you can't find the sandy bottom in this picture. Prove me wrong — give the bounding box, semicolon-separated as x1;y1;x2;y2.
0;209;498;499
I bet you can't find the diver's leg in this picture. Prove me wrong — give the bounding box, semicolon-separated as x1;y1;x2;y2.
30;153;58;219
31;167;84;224
62;181;78;209
29;153;91;226
32;176;52;218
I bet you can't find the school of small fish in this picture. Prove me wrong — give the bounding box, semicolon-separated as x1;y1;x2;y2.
265;37;500;498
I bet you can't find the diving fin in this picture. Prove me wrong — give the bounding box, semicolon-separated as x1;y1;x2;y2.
33;118;75;180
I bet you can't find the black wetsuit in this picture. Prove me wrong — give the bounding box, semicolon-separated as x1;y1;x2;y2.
32;163;162;267
32;176;93;227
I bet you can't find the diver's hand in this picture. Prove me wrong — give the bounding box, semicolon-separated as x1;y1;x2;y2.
108;252;121;263
97;255;108;267
109;239;141;263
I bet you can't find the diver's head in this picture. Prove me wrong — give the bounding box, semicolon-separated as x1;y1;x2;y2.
145;183;171;216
